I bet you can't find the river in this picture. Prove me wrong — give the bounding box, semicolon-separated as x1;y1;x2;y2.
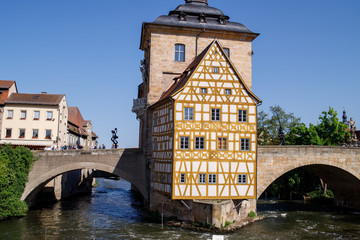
0;178;359;240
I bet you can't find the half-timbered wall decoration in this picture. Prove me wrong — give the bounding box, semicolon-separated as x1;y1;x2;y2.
150;40;261;200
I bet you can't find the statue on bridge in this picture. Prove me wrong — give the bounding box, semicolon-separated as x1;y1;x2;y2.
349;118;358;145
111;128;119;149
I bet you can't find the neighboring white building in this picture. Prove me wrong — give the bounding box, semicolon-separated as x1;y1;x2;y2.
0;93;68;150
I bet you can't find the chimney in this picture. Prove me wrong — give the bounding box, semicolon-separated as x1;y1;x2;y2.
41;92;47;94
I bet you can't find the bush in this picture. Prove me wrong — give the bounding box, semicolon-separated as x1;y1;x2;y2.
248;211;256;218
0;145;36;220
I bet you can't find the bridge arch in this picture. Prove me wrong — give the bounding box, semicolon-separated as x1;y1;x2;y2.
257;146;360;208
22;149;147;205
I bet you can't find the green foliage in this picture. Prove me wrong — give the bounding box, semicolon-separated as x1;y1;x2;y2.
0;145;36;220
257;106;301;145
267;168;319;199
307;189;334;199
248;211;256;218
287;107;349;146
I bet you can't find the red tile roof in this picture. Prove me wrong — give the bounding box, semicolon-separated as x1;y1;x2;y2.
6;93;65;106
0;80;16;89
68;106;97;138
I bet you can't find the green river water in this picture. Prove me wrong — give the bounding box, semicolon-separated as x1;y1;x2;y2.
0;179;359;240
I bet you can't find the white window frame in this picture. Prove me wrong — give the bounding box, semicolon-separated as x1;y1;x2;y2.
19;129;25;138
180;173;186;183
180;136;189;150
20;110;26;119
213;67;219;73
195;137;205;150
32;129;39;138
5;128;11;138
199;174;206;184
184;108;194;121
238;174;247;184
175;44;185;62
211;108;220;121
46;111;53;120
7;110;13;119
33;111;40;120
238;110;247;122
208;174;217;184
241;138;250;151
45;129;52;139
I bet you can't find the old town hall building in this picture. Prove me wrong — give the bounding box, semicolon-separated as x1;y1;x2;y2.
132;0;261;223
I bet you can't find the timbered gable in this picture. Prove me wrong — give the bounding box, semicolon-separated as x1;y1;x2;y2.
151;40;261;200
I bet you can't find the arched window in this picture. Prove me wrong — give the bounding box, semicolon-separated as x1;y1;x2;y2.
175;44;185;62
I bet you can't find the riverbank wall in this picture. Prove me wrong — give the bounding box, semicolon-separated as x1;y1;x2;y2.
149;191;256;228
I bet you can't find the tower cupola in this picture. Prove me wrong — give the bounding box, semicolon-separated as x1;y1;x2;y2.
185;0;208;5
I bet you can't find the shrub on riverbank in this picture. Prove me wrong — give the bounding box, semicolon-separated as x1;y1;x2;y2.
0;145;36;220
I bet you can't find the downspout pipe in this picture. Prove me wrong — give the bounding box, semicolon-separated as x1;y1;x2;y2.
195;28;206;56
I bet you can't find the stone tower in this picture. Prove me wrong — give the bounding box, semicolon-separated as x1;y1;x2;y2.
133;0;259;150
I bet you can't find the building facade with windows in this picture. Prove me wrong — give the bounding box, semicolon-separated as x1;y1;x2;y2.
0;80;18;138
0;93;68;149
150;40;261;200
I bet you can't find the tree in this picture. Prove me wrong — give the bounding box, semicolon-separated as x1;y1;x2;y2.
257;105;301;145
287;107;349;146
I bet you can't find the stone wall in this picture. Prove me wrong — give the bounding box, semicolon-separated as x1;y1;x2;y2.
257;146;360;209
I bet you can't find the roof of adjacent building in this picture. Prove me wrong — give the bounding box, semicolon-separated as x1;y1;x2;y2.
142;0;258;43
68;106;97;138
151;39;261;108
6;93;65;106
0;80;16;89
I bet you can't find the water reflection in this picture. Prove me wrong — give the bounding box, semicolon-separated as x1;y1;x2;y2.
0;179;359;239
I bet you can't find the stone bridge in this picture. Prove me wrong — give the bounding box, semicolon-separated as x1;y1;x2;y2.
258;146;360;209
23;146;360;209
21;148;147;204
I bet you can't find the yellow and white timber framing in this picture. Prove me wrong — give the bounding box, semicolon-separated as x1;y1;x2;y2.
150;40;261;200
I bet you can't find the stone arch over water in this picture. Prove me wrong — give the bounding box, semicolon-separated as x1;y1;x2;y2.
257;146;360;209
22;149;147;205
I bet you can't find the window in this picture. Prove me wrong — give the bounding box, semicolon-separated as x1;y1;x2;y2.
33;111;40;120
224;48;230;57
175;44;185;62
241;138;250;151
153;139;157;151
153;114;157;126
180;137;189;149
225;89;231;95
195;137;205;150
180;173;186;183
32;129;39;138
218;137;227;150
5;129;11;138
199;174;206;184
19;129;25;138
211;109;220;121
201;88;207;94
209;174;217;184
7;110;13;119
238;110;247;122
238;174;247;184
213;67;219;73
46;111;53;120
20;110;26;119
184;108;194;121
45;129;52;139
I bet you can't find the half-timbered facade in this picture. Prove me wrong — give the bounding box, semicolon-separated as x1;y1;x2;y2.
151;40;261;200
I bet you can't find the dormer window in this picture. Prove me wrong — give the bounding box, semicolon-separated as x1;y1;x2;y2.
218;15;226;25
179;11;186;21
199;13;206;23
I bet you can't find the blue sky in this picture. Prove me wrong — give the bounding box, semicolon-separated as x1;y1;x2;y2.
1;0;359;148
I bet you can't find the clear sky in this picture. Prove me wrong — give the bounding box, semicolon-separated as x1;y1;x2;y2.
1;0;359;148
